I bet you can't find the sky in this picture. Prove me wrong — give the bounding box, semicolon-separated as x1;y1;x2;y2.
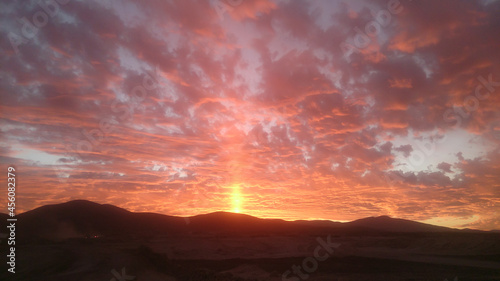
1;0;499;230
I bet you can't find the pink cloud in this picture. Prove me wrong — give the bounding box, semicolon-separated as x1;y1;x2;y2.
1;0;499;230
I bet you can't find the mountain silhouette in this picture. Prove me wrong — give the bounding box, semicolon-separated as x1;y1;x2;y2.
5;200;474;243
345;215;453;233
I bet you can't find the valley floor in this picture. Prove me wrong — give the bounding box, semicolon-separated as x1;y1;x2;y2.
2;233;500;281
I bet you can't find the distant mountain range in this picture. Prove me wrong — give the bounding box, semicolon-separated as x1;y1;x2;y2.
0;200;486;242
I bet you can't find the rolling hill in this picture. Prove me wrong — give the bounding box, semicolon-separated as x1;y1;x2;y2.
1;200;472;242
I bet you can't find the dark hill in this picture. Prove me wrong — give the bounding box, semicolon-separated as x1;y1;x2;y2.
11;200;470;242
345;215;455;233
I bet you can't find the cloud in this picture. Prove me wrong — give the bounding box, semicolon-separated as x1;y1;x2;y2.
437;162;452;173
394;144;413;157
0;0;499;230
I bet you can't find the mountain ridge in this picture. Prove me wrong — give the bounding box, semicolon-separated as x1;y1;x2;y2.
3;200;490;242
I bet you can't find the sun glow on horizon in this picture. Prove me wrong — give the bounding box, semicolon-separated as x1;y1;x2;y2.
231;184;242;213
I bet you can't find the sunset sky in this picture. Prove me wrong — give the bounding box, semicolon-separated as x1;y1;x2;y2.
1;0;499;230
